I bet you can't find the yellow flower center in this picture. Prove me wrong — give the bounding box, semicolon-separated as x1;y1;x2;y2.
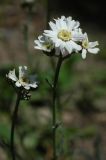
82;40;89;49
58;30;72;41
44;43;54;50
20;76;29;83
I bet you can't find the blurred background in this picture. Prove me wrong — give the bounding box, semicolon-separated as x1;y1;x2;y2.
0;0;106;160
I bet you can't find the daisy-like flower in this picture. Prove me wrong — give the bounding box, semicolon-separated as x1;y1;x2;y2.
43;16;84;56
6;66;38;90
34;35;54;53
81;33;100;59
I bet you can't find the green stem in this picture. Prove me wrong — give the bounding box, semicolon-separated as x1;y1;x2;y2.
52;55;63;160
10;94;20;160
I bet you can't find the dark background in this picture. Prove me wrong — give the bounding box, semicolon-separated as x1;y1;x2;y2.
51;0;106;29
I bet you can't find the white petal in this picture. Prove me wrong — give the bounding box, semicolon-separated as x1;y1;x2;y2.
88;48;100;54
70;41;82;51
29;75;38;88
74;21;80;29
55;39;61;47
15;81;21;87
30;83;38;88
44;30;57;37
78;28;83;34
34;40;41;46
66;17;72;30
53;20;60;30
60;16;65;20
69;20;80;31
59;44;65;55
34;40;43;50
89;41;99;48
82;49;87;59
83;33;89;42
49;21;57;31
66;16;72;23
65;42;73;53
59;18;67;30
24;85;30;90
55;16;67;29
72;32;84;41
38;35;44;42
34;46;42;50
7;69;17;81
19;66;27;79
34;41;42;50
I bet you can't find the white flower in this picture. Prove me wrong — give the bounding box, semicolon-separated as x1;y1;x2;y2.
44;16;84;56
81;33;100;59
34;16;100;59
6;66;38;90
34;35;54;53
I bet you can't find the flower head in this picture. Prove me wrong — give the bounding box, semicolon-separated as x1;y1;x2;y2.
6;66;38;90
44;16;84;56
81;33;100;59
34;16;100;59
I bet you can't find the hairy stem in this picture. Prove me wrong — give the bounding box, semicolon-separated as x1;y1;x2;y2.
52;55;63;160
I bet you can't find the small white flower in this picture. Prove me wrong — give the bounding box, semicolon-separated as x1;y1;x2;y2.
44;16;84;56
81;33;100;59
34;35;54;53
6;66;38;90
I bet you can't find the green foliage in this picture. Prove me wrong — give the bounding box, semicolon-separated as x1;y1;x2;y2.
0;122;10;141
